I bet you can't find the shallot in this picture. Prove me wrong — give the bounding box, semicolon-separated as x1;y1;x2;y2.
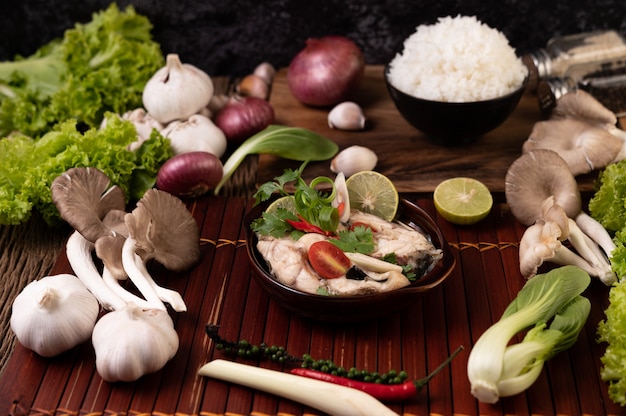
214;96;275;144
287;36;365;107
156;151;223;198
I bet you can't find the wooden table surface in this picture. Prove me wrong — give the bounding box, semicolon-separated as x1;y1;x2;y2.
258;65;600;197
1;66;625;416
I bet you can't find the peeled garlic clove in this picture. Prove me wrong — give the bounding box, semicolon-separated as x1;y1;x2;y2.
330;145;377;177
161;114;227;158
142;54;214;125
328;101;366;131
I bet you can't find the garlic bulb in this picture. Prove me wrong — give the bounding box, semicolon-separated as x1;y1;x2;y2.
10;274;99;357
122;108;164;151
161;114;227;157
142;53;214;124
328;102;366;131
330;145;378;177
92;303;179;382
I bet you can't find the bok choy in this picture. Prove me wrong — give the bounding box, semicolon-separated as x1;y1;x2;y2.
467;265;591;403
214;125;338;195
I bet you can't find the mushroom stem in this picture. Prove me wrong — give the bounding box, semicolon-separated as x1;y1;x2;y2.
121;237;167;311
546;245;604;278
519;221;611;281
101;266;153;309
575;212;617;257
130;253;187;312
565;218;616;285
66;231;126;311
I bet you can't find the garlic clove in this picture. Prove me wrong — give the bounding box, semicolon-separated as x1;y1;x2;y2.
253;62;277;85
238;74;270;100
142;54;215;125
328;101;366;131
161;114;227;158
330;145;378;177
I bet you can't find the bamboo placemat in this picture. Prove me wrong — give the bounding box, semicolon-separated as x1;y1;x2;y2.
0;196;621;416
0;153;258;381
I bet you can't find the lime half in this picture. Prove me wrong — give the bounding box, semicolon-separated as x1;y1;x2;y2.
345;171;399;221
433;177;493;225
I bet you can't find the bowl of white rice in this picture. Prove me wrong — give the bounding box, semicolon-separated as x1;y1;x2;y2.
385;15;528;145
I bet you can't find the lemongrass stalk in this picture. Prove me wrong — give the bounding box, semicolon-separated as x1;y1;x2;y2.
198;359;399;416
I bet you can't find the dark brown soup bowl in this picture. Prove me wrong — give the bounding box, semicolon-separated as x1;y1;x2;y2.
384;65;527;146
245;198;456;323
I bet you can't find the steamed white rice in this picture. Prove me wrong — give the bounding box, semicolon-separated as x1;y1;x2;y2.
387;15;528;102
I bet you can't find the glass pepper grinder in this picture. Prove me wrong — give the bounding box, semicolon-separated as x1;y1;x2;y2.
523;30;626;91
537;57;626;117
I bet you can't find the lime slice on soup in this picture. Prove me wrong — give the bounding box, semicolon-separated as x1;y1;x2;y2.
266;195;297;214
345;171;399;221
433;177;493;225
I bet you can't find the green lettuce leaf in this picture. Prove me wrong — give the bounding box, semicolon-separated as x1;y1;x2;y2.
0;3;164;138
0;114;173;226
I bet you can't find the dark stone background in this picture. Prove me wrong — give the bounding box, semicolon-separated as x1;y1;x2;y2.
3;0;626;77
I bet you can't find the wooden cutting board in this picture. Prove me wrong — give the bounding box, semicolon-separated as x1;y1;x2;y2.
259;65;600;197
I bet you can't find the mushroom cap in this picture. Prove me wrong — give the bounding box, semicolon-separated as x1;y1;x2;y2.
505;149;581;226
124;189;201;271
551;89;617;127
51;167;126;242
523;118;622;176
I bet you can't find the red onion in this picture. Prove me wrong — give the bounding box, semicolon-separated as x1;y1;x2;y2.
156;151;223;198
214;96;275;144
287;36;365;107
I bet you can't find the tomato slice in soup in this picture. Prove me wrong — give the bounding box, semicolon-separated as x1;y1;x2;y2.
307;241;351;279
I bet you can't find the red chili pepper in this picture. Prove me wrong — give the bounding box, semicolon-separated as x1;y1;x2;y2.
290;346;463;402
286;214;334;236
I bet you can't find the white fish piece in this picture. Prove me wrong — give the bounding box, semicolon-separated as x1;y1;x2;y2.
256;234;322;293
347;210;443;274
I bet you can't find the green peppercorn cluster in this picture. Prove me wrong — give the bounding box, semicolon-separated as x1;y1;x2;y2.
300;354;408;385
214;339;300;364
205;324;408;385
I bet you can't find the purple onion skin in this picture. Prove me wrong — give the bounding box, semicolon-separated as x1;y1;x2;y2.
214;96;275;144
156;151;223;198
287;36;365;107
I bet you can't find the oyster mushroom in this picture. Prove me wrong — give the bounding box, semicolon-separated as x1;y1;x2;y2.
523;118;624;176
505;149;616;285
51;168;129;310
519;220;604;278
121;189;202;312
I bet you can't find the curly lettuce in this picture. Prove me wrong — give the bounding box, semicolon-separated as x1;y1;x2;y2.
0;114;173;226
589;159;626;405
0;3;164;138
598;280;626;406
